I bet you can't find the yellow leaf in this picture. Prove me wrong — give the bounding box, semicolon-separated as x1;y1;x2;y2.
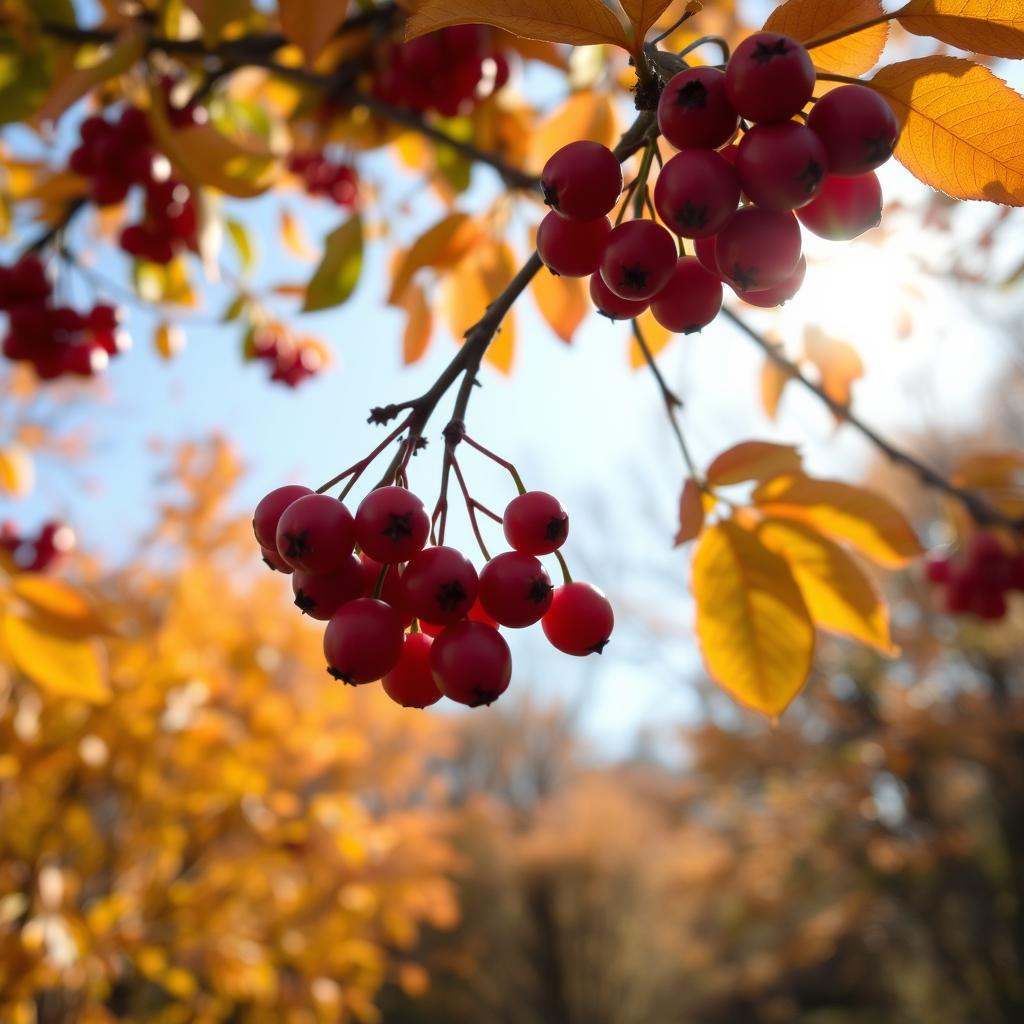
803;325;864;410
280;208;316;260
620;0;674;44
405;0;630;48
898;0;1024;60
533;90;620;171
758;518;895;654
279;0;351;66
303;215;363;312
0;444;34;498
752;473;923;567
760;356;795;420
3;611;109;703
870;57;1024;206
765;0;889;77
12;574;111;638
155;321;186;360
388;213;483;305
706;441;803;486
529;236;588;343
693;519;815;716
398;283;433;365
674;478;705;546
628;307;673;368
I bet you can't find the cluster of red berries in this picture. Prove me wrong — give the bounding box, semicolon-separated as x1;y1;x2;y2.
374;26;510;117
537;32;898;331
0;256;129;379
0;519;76;574
71;103;199;265
926;533;1024;621
253;483;614;708
247;323;325;388
288;153;359;208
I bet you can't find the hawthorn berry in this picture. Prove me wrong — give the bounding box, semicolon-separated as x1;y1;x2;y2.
797;172;883;241
541;141;623;221
541;582;614;656
537;212;612;278
292;555;366;620
401;545;479;625
736;121;827;211
734;255;807;308
478;551;554;628
503;491;568;555
431;620;512;707
715;207;802;292
4;520;77;573
725;32;816;124
419;597;498;636
924;554;953;585
589;273;650;320
650;257;724;334
653;150;740;239
599;219;677;301
657;67;739;151
275;493;356;573
261;545;293;573
253;484;313;548
383;632;442;708
694;235;722;278
806;84;899;175
323;598;405;684
355;485;430;563
360;555;415;628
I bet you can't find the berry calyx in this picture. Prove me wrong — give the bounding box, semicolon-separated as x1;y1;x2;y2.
275;493;356;573
736;121;828;211
650;257;724;334
355;486;430;563
657;67;739;151
503;491;569;555
253;484;313;549
806;84;900;175
599;219;678;301
401;545;479;625
725;32;815;124
653;150;741;239
537;213;612;278
261;546;293;573
431;621;512;707
589;273;650;320
478;551;554;628
541;582;614;656
323;598;405;684
541;141;623;221
796;172;883;241
383;632;442;708
734;255;807;308
715;207;802;291
292;555;367;621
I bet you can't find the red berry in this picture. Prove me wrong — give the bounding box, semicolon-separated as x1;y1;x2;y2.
355;486;430;564
807;84;899;175
292;555;366;620
736;121;827;211
653;150;740;239
797;172;883;241
323;598;405;685
599;219;678;301
657;67;738;150
734;255;806;307
261;545;293;573
383;632;442;708
972;588;1007;621
537;213;611;277
1008;552;1024;591
420;596;498;636
541;141;623;221
253;484;313;548
431;621;512;707
503;491;568;555
541;582;614;656
588;274;649;320
650;257;723;334
401;545;479;625
726;32;816;124
715;207;802;291
478;551;553;628
360;556;415;628
694;235;722;277
276;493;356;573
925;555;953;585
970;531;1004;563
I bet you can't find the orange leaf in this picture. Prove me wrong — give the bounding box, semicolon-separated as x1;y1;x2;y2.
706;441;803;487
674;478;705;546
405;0;630;48
279;0;351;66
0;444;34;498
12;575;112;639
532;90;621;170
870;57;1024;206
897;0;1024;60
628;307;673;368
620;0;675;44
803;325;864;411
154;321;186;360
692;519;815;717
529;251;588;344
399;283;433;365
388;213;483;305
760;356;796;419
280;208;316;260
752;473;923;567
765;0;889;77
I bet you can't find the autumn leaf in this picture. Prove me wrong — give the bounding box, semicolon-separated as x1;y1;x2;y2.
628;308;673;368
303;215;363;312
280;208;316;260
674;478;705;546
693;519;815;717
871;58;1024;207
530;238;589;343
0;444;34;498
388;213;483;305
765;0;890;77
279;0;351;66
752;473;923;567
398;282;433;365
761;356;796;420
803;326;864;411
759;518;895;655
154;321;186;360
897;0;1024;60
405;0;631;49
706;441;803;487
533;90;621;170
11;574;112;638
620;0;675;45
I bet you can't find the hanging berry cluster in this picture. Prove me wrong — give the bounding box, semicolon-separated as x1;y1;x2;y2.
253;436;614;708
926;533;1024;621
246;323;326;389
0;256;128;379
537;32;899;331
287;153;359;208
0;520;76;574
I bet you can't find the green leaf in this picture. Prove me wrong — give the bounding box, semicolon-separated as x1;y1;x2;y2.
0;38;53;125
304;215;364;312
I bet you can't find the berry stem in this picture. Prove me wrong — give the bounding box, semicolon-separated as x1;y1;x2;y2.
815;72;869;87
459;433;528;495
316;417;412;495
372;563;389;600
676;35;731;64
649;3;703;47
633;143;657;220
553;549;573;585
804;11;903;52
450;450;492;561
